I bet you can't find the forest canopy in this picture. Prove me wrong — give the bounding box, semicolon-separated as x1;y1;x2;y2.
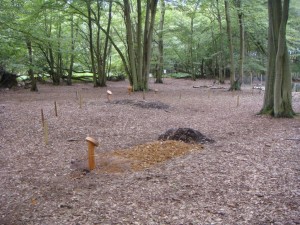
0;0;299;89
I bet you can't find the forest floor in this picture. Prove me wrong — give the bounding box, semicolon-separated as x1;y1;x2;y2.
0;78;299;224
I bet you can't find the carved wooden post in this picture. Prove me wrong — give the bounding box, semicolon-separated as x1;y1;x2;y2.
85;137;99;171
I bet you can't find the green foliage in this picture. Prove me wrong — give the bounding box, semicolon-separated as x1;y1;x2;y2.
168;72;192;79
0;0;299;85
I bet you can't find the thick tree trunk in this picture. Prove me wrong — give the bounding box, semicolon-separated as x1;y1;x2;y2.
123;0;158;91
273;0;293;117
260;0;294;117
142;0;158;90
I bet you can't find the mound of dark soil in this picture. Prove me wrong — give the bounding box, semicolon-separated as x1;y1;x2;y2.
113;99;170;110
158;128;214;144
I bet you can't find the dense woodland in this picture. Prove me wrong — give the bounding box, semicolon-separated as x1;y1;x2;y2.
0;0;299;115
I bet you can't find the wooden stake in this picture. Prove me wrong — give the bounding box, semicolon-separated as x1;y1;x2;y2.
54;101;58;117
79;93;82;108
43;120;49;145
85;137;99;171
41;109;45;127
128;86;132;95
143;89;145;100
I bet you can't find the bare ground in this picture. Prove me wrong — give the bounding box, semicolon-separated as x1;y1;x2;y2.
0;78;299;225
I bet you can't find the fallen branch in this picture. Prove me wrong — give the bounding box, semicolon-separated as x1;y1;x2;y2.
285;138;300;141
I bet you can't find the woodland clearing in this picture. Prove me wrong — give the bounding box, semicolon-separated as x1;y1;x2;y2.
0;78;299;224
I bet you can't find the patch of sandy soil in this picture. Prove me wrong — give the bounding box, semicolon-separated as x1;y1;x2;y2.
0;78;299;224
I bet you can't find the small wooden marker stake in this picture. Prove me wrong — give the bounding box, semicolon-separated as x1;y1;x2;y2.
85;137;99;171
41;109;45;127
79;93;83;108
54;101;58;117
43;120;49;145
127;86;133;95
142;89;145;100
107;90;112;102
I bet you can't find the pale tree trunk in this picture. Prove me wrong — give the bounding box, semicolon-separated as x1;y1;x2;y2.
260;0;294;117
155;0;165;84
225;0;237;90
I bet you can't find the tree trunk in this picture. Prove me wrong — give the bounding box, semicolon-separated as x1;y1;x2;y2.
155;0;165;84
123;0;158;91
142;0;158;90
260;0;294;117
216;0;225;84
225;0;237;90
123;0;138;89
26;39;38;92
237;0;245;86
86;0;97;87
67;14;76;86
100;0;113;87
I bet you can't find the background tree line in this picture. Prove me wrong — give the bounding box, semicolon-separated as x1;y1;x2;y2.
0;0;299;116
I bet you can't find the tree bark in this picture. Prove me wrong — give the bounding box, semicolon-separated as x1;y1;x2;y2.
225;0;237;90
26;39;38;92
67;14;76;86
155;0;165;84
86;0;97;87
260;0;294;117
216;0;225;83
237;0;244;86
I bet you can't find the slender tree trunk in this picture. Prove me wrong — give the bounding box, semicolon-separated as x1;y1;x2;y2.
26;39;38;92
225;0;237;90
155;0;165;84
216;0;224;83
86;0;97;87
237;0;244;86
190;16;195;81
100;0;113;87
123;0;138;89
67;14;76;86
